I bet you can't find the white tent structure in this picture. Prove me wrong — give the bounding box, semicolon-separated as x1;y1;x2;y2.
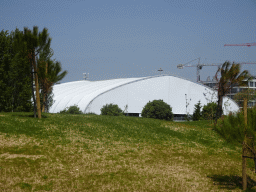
49;75;239;119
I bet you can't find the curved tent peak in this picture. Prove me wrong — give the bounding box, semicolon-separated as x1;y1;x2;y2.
49;75;239;116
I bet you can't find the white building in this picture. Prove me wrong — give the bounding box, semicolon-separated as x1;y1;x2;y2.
203;76;256;108
49;75;240;120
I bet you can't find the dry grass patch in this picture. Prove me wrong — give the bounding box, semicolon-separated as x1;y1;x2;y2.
2;113;256;191
0;153;45;160
0;134;42;148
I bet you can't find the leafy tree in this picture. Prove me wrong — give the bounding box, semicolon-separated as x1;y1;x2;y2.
192;101;202;121
202;102;218;121
100;103;124;116
141;100;173;121
215;61;251;120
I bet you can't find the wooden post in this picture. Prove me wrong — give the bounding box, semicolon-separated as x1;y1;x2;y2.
242;97;248;190
35;69;41;119
33;51;41;119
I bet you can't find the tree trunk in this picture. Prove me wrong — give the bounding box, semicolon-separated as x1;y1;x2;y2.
33;52;41;119
45;93;48;113
35;71;41;119
42;62;48;113
42;91;45;112
242;141;247;190
242;97;248;190
31;64;37;118
244;97;248;127
215;94;223;123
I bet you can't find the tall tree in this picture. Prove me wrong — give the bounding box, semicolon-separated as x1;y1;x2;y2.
0;29;32;112
37;47;54;112
13;28;37;115
20;26;52;118
215;61;252;120
0;30;13;111
215;62;252;190
192;100;202;121
38;58;67;112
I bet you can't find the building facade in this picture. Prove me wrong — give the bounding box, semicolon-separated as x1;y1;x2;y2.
202;76;256;108
49;75;240;120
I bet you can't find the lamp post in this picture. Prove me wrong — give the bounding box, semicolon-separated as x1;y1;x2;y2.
185;94;188;115
158;68;163;75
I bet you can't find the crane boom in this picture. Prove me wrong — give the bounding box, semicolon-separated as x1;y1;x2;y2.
177;58;221;82
224;42;256;47
177;58;256;82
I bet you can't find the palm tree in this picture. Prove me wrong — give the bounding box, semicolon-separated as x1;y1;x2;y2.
22;26;51;118
37;47;53;112
38;58;67;112
215;61;252;120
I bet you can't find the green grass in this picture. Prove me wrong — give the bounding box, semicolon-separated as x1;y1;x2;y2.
0;112;256;191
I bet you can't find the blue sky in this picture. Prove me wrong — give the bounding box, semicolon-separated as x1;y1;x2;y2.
1;0;256;83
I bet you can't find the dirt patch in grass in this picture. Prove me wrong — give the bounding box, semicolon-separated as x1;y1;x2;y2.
0;153;45;160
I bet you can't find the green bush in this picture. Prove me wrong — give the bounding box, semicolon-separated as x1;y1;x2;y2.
192;101;203;121
214;106;256;144
85;112;97;115
100;103;124;116
59;105;83;114
202;102;218;120
141;100;173;121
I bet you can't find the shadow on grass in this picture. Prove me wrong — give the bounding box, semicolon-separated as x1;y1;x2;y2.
208;174;256;191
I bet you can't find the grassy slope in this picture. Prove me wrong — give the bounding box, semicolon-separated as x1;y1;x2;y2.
0;112;256;191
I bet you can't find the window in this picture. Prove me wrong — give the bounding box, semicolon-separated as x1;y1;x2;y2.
250;82;254;87
231;88;237;93
248;102;254;107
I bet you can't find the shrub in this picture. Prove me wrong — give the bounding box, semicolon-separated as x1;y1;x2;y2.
85;112;97;115
192;101;203;121
100;103;124;116
59;105;83;114
202;102;218;120
141;100;173;121
214;106;256;144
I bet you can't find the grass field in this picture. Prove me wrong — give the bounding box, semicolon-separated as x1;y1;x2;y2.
1;112;256;191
